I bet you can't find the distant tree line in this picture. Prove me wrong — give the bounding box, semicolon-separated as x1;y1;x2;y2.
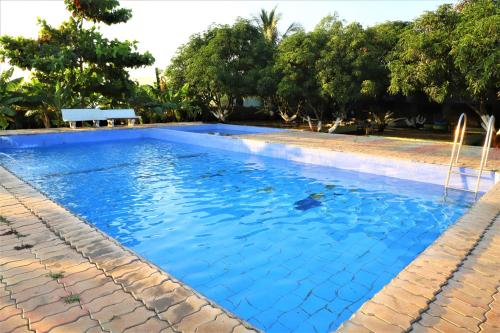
165;0;498;133
0;0;498;136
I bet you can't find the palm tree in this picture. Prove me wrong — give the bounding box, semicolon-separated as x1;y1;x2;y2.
253;6;301;45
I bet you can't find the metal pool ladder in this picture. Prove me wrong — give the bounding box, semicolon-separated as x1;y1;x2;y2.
444;113;496;200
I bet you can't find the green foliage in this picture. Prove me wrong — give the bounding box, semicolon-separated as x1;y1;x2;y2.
253;6;301;45
388;4;461;103
274;27;327;127
0;69;23;129
451;0;499;103
129;73;200;123
389;0;499;121
48;271;65;280
318;21;367;112
166;19;272;122
63;294;80;304
22;80;73;128
64;0;132;25
361;21;408;99
0;0;154;127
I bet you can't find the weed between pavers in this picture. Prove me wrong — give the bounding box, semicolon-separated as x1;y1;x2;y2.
63;294;80;304
0;216;10;225
0;229;15;236
14;244;33;250
48;271;65;280
1;228;28;238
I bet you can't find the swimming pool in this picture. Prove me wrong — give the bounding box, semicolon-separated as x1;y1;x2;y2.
0;127;476;332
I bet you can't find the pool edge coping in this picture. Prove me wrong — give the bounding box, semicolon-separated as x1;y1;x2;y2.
0;165;261;333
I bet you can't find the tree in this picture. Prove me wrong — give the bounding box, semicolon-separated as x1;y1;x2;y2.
388;4;462;104
253;7;300;45
361;21;408;100
451;0;499;128
0;0;154;123
275;27;328;130
0;69;23;129
388;1;499;132
317;18;373;125
166;20;272;122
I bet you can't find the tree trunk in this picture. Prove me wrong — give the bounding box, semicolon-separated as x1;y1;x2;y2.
42;111;51;129
467;101;499;148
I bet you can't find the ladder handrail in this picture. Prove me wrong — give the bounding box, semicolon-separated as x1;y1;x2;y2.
444;113;467;193
473;115;495;199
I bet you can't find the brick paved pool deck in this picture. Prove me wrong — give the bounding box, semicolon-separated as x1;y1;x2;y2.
1;124;499;333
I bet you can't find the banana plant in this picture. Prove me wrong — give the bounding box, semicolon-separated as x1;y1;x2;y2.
0;68;23;129
148;82;201;121
22;80;73;128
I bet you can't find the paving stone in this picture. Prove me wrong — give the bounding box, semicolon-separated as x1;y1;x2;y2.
195;314;241;333
360;301;414;329
159;295;208;325
336;320;373;333
410;322;443;333
173;305;223;333
60;267;103;287
122;317;173;333
150;287;193;313
0;313;29;332
116;266;158;288
66;273;112;293
0;303;22;322
9;325;34;333
91;297;141;323
390;277;437;300
125;272;167;297
77;281;122;304
9;275;52;293
101;306;155;332
95;255;138;273
48;315;103;333
106;262;144;280
30;303;89;333
26;300;78;324
2;268;47;286
141;280;181;306
383;284;430;309
350;312;404;333
427;304;481;332
56;261;95;278
16;287;70;312
11;280;61;304
418;313;472;333
434;295;486;321
82;289;131;314
0;258;39;271
441;282;492;306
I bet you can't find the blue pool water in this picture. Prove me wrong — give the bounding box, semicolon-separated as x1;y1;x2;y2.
167;124;282;136
1;137;472;332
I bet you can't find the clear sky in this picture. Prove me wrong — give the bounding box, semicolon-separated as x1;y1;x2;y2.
1;0;456;81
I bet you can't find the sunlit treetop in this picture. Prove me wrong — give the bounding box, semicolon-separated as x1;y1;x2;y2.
64;0;132;25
